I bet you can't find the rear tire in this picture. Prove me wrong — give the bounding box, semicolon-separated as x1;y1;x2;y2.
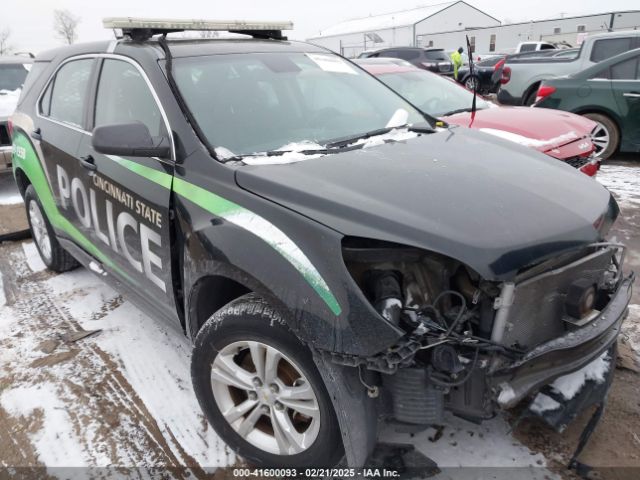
464;75;479;92
24;185;79;273
191;294;344;468
582;113;619;161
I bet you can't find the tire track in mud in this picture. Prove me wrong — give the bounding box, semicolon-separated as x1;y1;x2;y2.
0;242;211;478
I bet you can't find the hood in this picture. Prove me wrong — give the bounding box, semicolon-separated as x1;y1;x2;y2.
444;106;596;154
236;128;616;280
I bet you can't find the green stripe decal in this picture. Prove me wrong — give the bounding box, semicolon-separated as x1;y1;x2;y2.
173;178;342;315
109;157;342;316
106;155;173;189
12;133;133;283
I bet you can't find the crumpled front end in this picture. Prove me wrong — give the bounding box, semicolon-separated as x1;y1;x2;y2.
330;240;632;433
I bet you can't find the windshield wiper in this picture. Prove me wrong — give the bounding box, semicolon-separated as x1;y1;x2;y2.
326;127;396;148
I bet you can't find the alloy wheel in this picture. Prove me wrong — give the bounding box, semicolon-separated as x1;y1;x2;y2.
590;121;610;158
465;76;478;91
28;199;52;263
210;341;321;455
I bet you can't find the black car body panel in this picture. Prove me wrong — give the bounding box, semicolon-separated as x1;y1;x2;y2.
237;128;615;281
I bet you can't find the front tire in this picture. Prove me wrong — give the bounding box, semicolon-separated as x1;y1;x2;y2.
191;294;344;467
24;185;79;272
582;113;619;161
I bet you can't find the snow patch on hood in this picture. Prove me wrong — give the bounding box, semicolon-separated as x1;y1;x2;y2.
479;127;579;150
0;88;21;117
240;129;420;166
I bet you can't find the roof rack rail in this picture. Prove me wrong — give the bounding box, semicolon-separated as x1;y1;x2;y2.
103;18;293;41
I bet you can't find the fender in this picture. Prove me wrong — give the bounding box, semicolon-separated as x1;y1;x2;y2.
172;173;405;357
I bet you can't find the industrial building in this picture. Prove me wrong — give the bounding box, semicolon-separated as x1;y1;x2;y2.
308;1;640;58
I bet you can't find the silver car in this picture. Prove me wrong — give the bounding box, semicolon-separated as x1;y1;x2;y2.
0;56;32;173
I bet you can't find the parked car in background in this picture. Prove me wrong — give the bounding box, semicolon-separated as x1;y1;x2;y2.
0;56;32;173
515;41;557;53
358;46;453;76
456;55;506;94
499;31;640;106
356;60;599;176
535;48;640;160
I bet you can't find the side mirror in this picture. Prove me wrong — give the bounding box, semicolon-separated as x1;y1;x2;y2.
92;123;171;158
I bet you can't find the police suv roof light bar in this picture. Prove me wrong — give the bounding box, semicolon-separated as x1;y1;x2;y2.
103;18;294;41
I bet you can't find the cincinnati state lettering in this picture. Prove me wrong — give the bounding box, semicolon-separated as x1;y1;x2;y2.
56;165;166;292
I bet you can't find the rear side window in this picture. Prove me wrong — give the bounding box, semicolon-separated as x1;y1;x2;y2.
394;50;420;61
94;59;166;137
0;63;30;91
590;38;633;63
609;55;640;80
423;50;448;61
42;59;93;128
519;44;536;53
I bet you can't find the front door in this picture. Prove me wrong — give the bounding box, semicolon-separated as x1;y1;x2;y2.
76;57;177;314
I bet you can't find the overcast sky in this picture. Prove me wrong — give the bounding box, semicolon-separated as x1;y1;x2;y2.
3;0;639;54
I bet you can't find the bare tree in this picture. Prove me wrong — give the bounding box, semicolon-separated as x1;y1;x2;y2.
53;9;80;45
0;27;11;55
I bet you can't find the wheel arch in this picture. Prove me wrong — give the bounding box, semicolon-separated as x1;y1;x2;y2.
571;107;623;132
522;80;542;105
13;167;31;197
187;273;252;340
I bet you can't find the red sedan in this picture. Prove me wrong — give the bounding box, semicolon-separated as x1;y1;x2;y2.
357;61;599;177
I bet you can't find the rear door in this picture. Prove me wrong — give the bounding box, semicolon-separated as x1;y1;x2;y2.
34;57;96;235
610;53;640;148
76;56;177;314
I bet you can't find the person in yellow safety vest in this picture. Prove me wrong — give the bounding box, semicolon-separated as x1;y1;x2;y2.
451;47;464;80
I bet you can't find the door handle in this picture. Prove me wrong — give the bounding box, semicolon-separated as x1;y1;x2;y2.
80;155;97;171
31;128;42;140
623;92;640;98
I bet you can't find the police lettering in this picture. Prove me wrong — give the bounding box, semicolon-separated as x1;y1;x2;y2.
56;165;166;292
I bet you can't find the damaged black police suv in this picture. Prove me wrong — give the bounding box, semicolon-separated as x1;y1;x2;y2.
10;18;634;469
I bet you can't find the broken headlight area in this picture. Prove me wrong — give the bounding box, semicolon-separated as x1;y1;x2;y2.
332;239;631;431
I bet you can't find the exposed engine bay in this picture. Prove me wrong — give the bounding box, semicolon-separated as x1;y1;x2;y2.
336;238;631;429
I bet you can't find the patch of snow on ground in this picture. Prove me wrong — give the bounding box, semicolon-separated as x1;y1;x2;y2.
0;270;5;307
0;191;22;205
383;412;552;472
550;351;610;400
42;267;230;468
598;164;640;207
1;383;90;467
92;300;225;467
22;242;47;272
623;304;640;359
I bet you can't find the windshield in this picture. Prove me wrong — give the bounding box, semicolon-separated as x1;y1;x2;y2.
0;63;30;91
377;69;490;117
173;52;425;156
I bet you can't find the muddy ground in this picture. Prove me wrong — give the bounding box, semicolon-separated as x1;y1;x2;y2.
0;159;639;479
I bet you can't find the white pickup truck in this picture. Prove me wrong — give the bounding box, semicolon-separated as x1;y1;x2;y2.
498;31;640;106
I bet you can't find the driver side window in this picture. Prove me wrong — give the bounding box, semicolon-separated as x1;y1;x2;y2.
94;59;166;137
